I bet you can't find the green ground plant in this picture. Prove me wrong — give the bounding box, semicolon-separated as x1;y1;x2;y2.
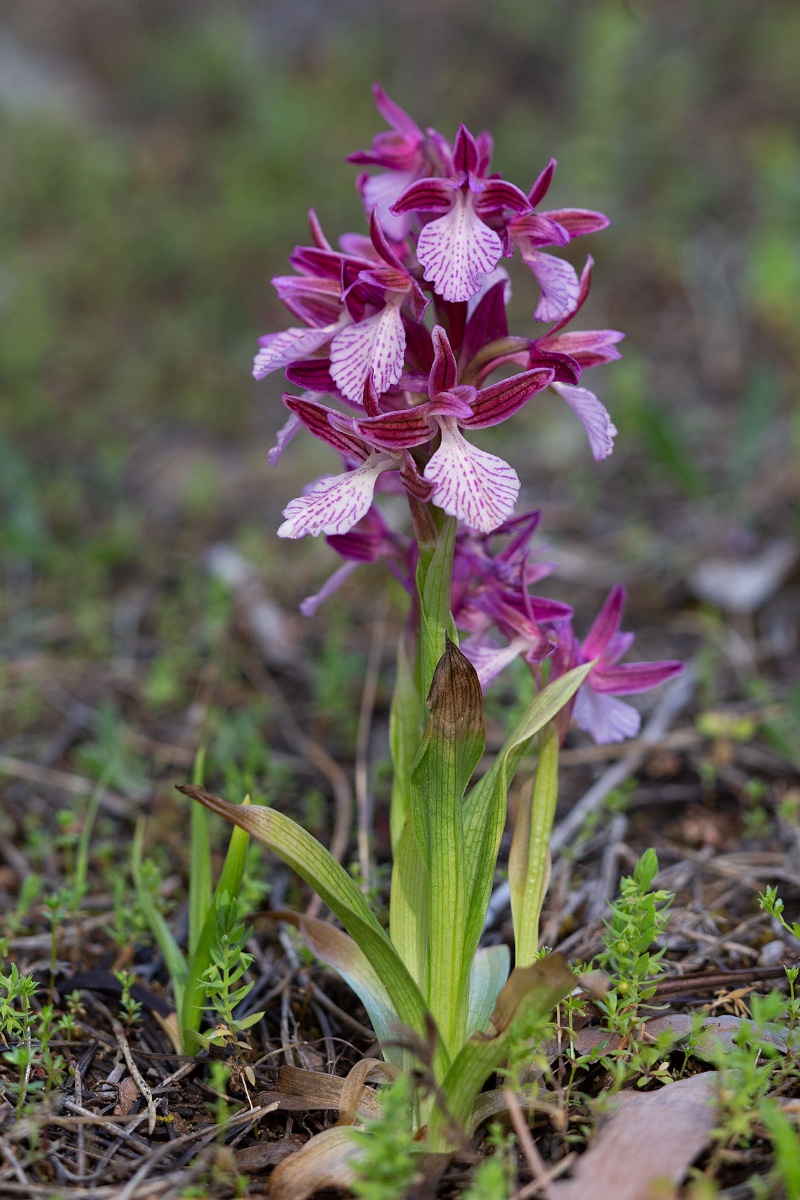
131;757;258;1055
595;848;672;1040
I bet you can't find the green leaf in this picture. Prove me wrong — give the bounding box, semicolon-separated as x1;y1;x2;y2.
235;1010;266;1031
416;513;457;697
466;944;510;1038
274;911;405;1068
179;785;439;1069
388;628;423;856
181;798;252;1048
188;747;211;960
388;815;429;993
509;722;559;967
131;821;188;1014
411;640;485;1058
427;953;576;1151
459;663;594;997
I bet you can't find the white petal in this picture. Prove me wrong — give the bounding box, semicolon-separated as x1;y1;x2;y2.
361;169;417;241
329;301;406;403
466;265;512;318
425;419;519;533
523;250;581;323
417;193;502;303
461;634;530;688
572;685;641;743
253;322;342;380
278;455;395;539
551;382;617;460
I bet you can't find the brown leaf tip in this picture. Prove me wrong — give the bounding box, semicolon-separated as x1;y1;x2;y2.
426;637;485;741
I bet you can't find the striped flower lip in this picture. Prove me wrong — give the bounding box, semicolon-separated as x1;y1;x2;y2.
391;124;531;303
347;325;554;533
275;325;554;539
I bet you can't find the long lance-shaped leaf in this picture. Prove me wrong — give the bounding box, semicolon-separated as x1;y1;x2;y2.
388;628;423;856
187;748;211;960
131;819;187;1013
416;513;457;698
389;814;429;991
178;785;442;1071
426;953;576;1152
509;722;559;967
459;662;595;987
271;911;406;1068
411;640;485;1058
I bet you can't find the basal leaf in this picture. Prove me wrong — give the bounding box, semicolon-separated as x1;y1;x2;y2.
459;663;594;1006
509;722;559;967
467;944;510;1039
273;911;405;1067
427;953;576;1151
178;786;438;1067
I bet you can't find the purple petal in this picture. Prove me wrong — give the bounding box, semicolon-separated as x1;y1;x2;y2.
510;211;570;248
271;275;342;326
522;250;582;324
371;83;423;138
350;405;436;450
475;179;531;215
547;256;594;333
308;210;333;251
527;347;582;385
528;158;556;208
551;382;617;461
268;412;303;466
429;325;459;397
327;506;393;562
453;124;481;177
285;358;337;395
464;367;555;430
300;561;359;616
417;193;503;303
605;630;636;665
462;276;511;363
581;585;626;660
278;454;397;539
544;207;610;237
254;323;341;380
391;177;455;215
495;509;542;558
541;328;624;369
461;634;531;689
330;301;406;403
425;419;519;532
591;660;685;696
367;206;407;271
573;686;642;743
282;393;368;460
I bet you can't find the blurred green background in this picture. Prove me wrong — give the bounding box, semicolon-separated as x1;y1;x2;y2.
1;0;798;768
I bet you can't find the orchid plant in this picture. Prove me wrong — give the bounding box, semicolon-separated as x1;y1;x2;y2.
182;85;682;1162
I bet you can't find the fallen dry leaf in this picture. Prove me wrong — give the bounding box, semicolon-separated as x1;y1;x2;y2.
550;1072;719;1200
113;1076;139;1117
265;1125;362;1200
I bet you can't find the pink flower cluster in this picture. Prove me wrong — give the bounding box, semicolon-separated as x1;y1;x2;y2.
257;85;620;540
254;86;682;741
